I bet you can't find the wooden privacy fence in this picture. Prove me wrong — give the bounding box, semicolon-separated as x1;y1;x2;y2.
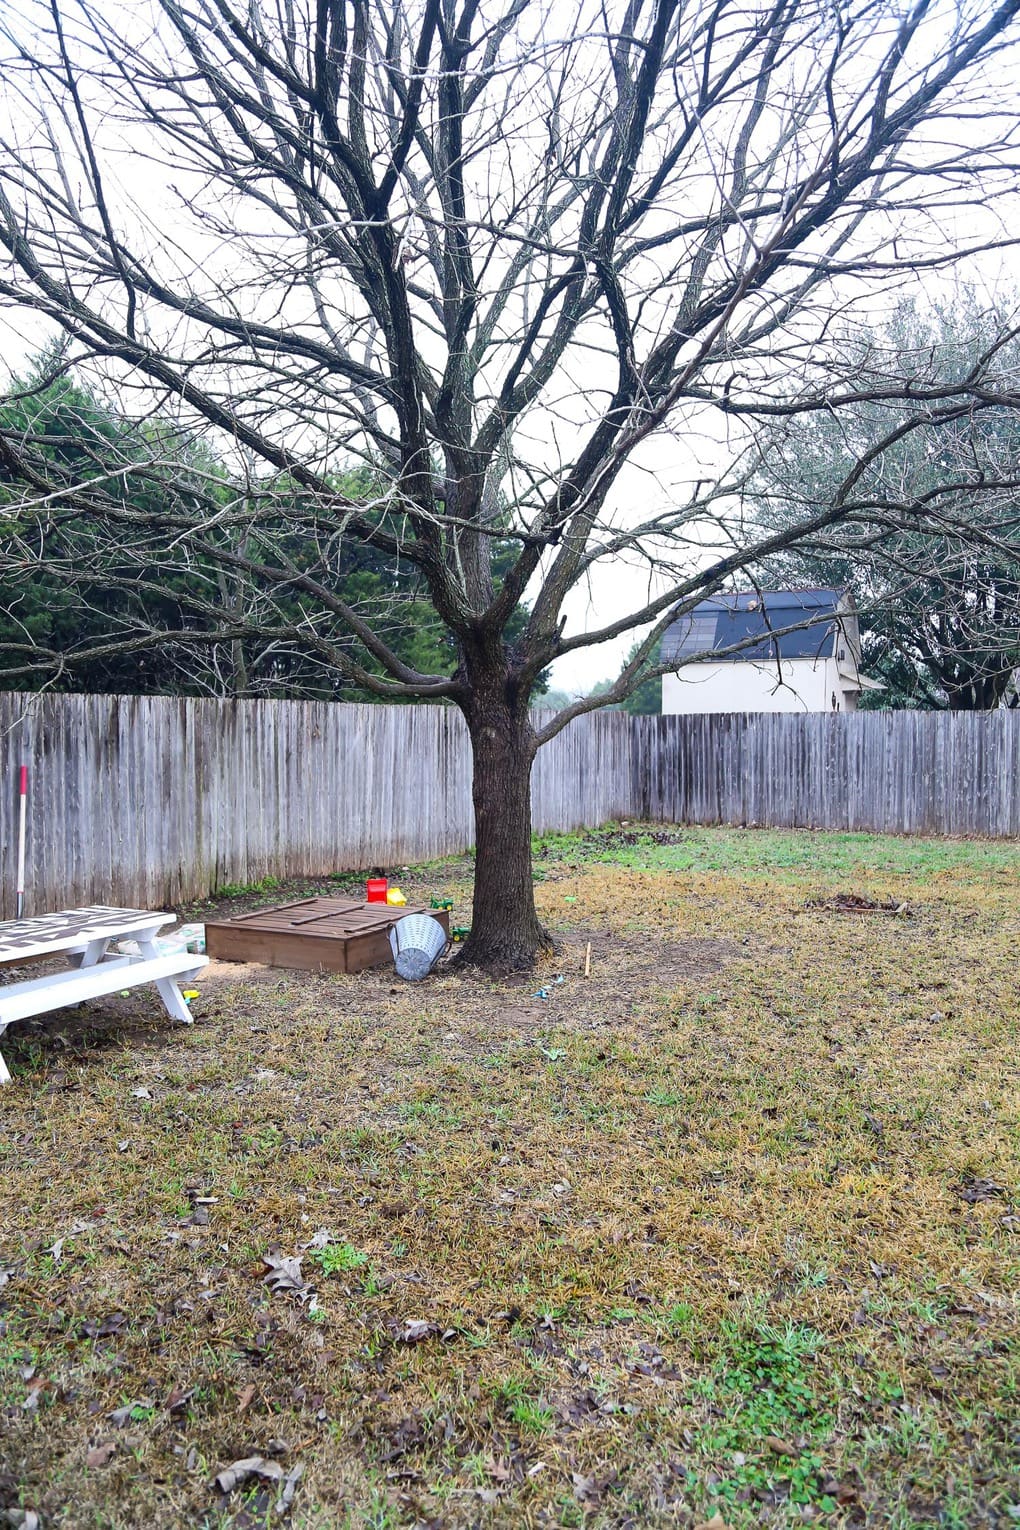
0;694;633;917
631;709;1020;838
1;694;1018;915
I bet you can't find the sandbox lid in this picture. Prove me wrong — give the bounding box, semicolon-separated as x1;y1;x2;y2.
204;896;450;975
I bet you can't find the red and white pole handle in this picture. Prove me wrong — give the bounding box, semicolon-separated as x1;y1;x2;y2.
16;765;27;919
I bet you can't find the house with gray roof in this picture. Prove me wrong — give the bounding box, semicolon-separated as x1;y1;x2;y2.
660;589;876;714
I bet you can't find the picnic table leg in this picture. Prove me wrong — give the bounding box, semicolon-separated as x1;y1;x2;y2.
0;928;119;1084
68;924;165;970
154;975;196;1025
137;936;198;1026
67;936;113;969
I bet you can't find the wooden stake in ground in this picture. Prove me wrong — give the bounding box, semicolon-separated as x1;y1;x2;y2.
584;942;591;978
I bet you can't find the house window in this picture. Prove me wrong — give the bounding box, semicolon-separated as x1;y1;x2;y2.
668;612;718;660
683;614;718;655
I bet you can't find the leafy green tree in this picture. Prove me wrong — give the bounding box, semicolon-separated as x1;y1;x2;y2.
589;641;662;713
0;358;239;693
618;645;662;715
751;295;1020;710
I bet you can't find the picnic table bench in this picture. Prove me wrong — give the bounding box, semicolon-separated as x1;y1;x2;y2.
0;906;208;1084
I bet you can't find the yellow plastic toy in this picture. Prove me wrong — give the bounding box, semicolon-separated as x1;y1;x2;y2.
386;887;407;906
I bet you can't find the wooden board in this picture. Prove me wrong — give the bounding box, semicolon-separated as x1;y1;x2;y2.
205;897;450;975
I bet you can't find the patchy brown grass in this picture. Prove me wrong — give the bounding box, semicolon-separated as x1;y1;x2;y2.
1;825;1018;1529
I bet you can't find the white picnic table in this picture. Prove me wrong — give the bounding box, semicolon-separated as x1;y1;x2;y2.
0;905;208;1084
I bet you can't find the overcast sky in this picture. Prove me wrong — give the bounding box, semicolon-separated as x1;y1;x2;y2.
3;0;1019;700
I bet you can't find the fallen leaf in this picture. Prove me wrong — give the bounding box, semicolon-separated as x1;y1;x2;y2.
837;1474;862;1505
79;1312;128;1339
22;1378;50;1413
214;1455;285;1493
107;1397;153;1428
955;1176;1008;1204
573;1472;597;1501
86;1442;116;1468
237;1382;257;1413
694;1516;732;1530
764;1434;798;1456
277;1462;304;1512
262;1253;313;1302
807;892;910;916
396;1319;434;1343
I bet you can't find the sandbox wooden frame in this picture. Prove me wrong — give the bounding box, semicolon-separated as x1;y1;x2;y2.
205;897;450;975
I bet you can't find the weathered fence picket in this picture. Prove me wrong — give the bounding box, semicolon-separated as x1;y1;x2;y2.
0;695;633;916
1;694;1018;916
632;709;1020;838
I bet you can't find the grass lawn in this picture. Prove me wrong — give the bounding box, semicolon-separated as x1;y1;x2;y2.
1;823;1018;1529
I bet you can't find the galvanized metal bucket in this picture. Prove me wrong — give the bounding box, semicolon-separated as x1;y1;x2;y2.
388;913;449;981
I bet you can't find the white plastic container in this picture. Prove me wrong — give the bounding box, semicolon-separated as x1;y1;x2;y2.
388;913;448;981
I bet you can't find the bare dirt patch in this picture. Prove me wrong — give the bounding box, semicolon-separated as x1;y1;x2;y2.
805;892;912;915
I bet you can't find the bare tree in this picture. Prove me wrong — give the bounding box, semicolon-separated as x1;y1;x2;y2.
1;0;1020;967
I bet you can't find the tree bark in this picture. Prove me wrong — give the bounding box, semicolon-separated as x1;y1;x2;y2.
944;667;1012;711
455;687;552;971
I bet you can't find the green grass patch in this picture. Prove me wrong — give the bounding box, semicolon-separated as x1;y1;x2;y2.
533;820;1020;882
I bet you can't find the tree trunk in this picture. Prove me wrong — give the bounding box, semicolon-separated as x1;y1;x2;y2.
944;668;1011;711
455;690;552;972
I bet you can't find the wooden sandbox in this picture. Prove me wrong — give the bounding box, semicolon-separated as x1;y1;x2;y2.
205;896;450;975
